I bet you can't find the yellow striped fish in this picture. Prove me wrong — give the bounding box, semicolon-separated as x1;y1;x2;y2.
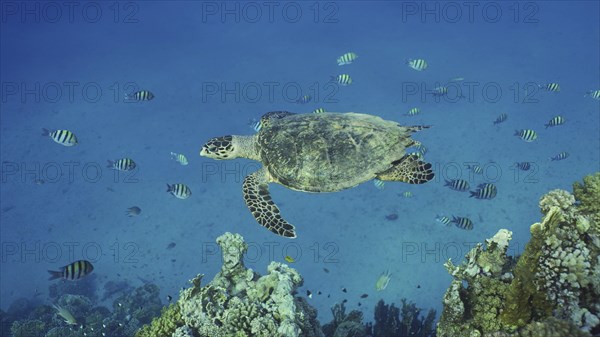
337;52;358;66
48;260;94;281
312;108;326;114
331;74;352;86
406;107;420;116
514;129;538;142
545;116;565;129
539;83;560;92
42;128;78;146
284;255;295;263
167;183;192;199
373;179;385;190
170;152;189;165
585;89;600;100
126;90;154;101
296;95;312;104
402;191;413;198
407;58;427;71
107;158;136;171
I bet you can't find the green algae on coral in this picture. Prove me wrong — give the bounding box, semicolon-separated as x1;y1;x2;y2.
135;303;184;337
573;172;600;230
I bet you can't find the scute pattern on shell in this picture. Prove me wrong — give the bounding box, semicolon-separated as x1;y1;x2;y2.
257;112;420;192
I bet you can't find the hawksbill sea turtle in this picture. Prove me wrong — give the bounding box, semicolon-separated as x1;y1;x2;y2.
200;111;434;238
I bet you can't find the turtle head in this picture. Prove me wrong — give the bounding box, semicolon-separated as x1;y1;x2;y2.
200;136;237;159
201;135;260;161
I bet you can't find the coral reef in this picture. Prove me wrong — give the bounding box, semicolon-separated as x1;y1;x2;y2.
136;232;324;337
437;176;600;337
136;303;184;337
365;299;435;337
573;172;600;230
48;273;98;302
322;302;366;337
10;319;45;337
7;281;161;337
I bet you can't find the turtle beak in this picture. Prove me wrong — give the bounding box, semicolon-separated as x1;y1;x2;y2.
199;146;208;157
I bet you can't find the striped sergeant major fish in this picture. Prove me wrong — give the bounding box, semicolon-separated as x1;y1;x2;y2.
312;108;326;114
107;158;136;171
436;215;452;226
431;86;448;97
451;216;473;230
550;152;569;161
514;129;538;142
373;179;385;190
125;90;155;101
337;52;358;66
585;89;600;100
468;164;483;175
331;74;352;86
515;162;531;171
538;82;560;92
470;183;497;200
48;260;94;281
167;183;192;199
406;58;427;71
296;95;312;104
493;113;507;125
415;143;428;155
42;128;78;146
406;107;421;116
545;116;565;128
444;179;469;192
248;119;262;132
170;152;189;165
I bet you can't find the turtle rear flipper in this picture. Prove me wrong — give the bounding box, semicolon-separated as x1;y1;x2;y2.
243;168;297;238
377;154;434;184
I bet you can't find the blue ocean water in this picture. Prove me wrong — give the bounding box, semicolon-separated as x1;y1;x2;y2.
1;0;599;329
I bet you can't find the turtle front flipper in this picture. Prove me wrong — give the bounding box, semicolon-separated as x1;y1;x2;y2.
377;154;434;184
243;168;297;238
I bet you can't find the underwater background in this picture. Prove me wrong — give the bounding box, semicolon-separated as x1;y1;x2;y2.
1;1;599;336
